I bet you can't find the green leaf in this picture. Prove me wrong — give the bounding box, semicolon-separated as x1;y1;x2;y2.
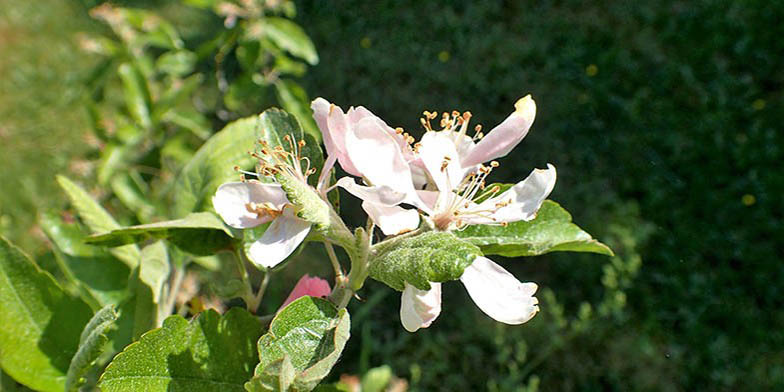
100;308;263;392
369;231;481;291
155;50;196;76
138;241;170;305
66;305;118;392
246;296;351;392
261;17;319;65
0;236;93;392
455;200;614;257
39;212;131;308
173;116;259;217
117;62;153;130
86;212;235;256
57;175;141;268
274;79;320;143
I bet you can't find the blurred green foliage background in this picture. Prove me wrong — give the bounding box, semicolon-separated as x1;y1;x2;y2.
1;0;781;390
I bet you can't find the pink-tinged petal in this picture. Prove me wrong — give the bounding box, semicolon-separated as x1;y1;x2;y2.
212;181;289;228
248;211;311;269
347;106;375;123
462;95;537;167
415;190;439;211
400;282;442;332
317;154;338;193
469;164;556;224
336;177;407;206
418;131;463;192
345;117;418;196
362;201;420;236
311;98;337;157
326;104;362;176
459;256;539;324
279;274;332;310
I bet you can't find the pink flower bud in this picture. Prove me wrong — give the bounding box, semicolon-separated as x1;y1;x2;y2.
279;274;332;310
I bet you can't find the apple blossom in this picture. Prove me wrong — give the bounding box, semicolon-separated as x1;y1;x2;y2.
213;181;311;269
331;95;556;232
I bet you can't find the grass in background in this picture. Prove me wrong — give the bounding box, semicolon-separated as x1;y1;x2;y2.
0;0;97;251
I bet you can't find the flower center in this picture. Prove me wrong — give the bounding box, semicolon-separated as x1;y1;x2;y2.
245;202;284;220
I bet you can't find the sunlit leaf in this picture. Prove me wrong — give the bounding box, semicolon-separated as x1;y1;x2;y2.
455;200;614;257
0;236;92;392
100;309;262;392
369;231;480;291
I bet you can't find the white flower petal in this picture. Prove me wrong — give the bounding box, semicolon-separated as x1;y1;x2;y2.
400;282;442;332
336;177;407;206
418;131;463;192
311;98;337;157
362;201;420;236
462;95;536;167
248;213;311;269
475;164;556;224
459;256;539;324
345;117;418;195
212;181;289;228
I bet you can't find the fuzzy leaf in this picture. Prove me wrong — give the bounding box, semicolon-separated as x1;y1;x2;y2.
99;308;263;392
57;175;141;268
369;231;481;291
0;236;93;392
66;305;118;391
173;116;259;217
85;212;235;256
456;200;614;257
246;296;350;392
261;17;319;65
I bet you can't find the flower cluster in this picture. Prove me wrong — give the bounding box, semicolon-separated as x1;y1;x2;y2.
213;94;556;332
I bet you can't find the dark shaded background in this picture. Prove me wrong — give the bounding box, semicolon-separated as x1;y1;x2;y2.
295;0;783;389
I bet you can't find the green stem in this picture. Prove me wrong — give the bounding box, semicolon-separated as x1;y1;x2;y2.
233;247;256;310
324;242;344;281
160;266;186;326
247;270;271;314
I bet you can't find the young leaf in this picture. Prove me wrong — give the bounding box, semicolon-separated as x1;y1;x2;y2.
455;200;614;257
0;236;93;392
57;175;141;268
173;116;259;217
66;305;118;392
39;212;131;308
369;231;481;291
246;296;351;392
99;308;263;392
261;17;319;65
85;212;235;255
